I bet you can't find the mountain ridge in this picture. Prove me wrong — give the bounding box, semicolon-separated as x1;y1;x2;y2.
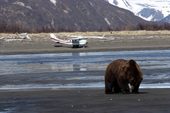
0;0;146;33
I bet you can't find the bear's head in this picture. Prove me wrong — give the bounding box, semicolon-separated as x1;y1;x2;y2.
121;59;143;92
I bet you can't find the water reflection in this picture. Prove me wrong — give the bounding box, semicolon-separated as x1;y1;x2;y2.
1;50;170;75
0;52;108;75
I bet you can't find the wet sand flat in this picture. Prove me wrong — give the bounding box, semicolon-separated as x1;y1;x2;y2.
0;88;170;113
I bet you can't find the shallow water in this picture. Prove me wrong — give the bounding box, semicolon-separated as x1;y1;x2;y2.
0;49;170;90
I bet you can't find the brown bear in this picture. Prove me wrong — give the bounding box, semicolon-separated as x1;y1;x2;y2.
105;59;143;94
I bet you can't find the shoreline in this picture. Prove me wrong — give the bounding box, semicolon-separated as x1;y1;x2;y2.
1;46;170;55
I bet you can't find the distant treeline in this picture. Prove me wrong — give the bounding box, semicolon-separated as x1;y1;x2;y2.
0;22;170;33
137;22;170;31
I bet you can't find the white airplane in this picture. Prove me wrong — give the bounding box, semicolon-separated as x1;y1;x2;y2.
50;33;88;48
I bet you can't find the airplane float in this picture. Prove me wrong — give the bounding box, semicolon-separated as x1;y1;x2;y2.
50;33;88;48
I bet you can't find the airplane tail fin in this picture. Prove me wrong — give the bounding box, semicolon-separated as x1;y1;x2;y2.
50;33;61;43
102;34;105;39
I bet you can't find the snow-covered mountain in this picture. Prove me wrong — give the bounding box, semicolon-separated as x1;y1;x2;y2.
106;0;170;21
161;15;170;23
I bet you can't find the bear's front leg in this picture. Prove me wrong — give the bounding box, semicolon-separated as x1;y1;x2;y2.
132;83;140;93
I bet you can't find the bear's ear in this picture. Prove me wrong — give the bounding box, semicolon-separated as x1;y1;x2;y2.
128;59;136;67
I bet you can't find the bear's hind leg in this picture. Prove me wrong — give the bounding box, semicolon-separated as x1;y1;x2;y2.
105;82;113;94
113;82;121;93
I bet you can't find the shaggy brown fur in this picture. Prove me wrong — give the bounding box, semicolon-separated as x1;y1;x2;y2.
105;59;143;94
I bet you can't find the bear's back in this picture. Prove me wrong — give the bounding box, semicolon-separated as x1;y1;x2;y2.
106;59;128;73
105;59;128;81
